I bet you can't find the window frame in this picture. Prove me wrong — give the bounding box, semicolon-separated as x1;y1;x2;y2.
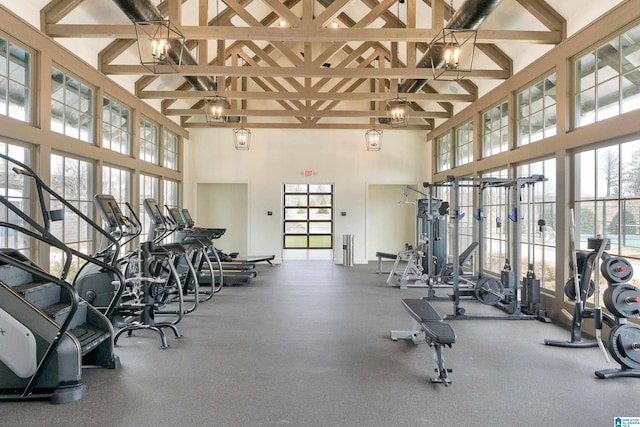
0;32;33;123
50;65;95;143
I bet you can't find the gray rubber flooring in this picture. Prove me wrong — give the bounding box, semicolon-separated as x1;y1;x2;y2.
1;260;639;426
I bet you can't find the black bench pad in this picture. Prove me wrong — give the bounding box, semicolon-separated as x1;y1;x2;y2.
376;251;398;259
401;298;443;323
401;298;456;345
421;321;456;345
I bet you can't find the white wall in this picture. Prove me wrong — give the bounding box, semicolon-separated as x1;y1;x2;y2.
196;183;248;255
184;128;429;264
366;184;417;259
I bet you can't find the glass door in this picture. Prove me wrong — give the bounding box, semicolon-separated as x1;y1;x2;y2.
283;184;333;249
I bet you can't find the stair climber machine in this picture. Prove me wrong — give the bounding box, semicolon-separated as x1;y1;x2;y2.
0;155;120;404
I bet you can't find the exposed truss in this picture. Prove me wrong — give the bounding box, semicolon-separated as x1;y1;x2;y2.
41;0;566;130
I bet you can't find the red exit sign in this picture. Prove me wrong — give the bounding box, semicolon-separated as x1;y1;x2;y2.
303;170;313;177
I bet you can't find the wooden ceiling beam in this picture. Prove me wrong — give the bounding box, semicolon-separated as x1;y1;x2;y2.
164;108;452;118
101;64;511;79
138;89;475;102
44;25;562;45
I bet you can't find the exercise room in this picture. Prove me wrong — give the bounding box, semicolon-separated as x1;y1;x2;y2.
1;1;640;426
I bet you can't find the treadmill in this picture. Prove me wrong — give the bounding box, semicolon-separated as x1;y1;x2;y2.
165;207;257;286
180;209;275;266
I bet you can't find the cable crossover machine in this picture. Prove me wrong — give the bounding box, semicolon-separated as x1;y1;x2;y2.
423;175;551;321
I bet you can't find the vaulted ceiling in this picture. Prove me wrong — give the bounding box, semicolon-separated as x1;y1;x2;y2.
20;0;625;129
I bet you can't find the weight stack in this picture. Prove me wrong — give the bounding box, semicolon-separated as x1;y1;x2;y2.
522;276;541;306
501;269;515;291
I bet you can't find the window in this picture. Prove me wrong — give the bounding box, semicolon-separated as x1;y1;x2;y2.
163;179;179;209
575;139;640;264
139;174;159;242
283;184;333;249
517;73;557;146
51;67;93;143
0;141;31;255
102;165;131;204
49;153;93;279
517;159;557;292
436;133;451;173
442;178;475;272
102;97;130;155
0;35;31;122
481;169;509;275
163;130;179;170
139;117;159;164
575;24;640;127
455;121;473;167
482;101;509;157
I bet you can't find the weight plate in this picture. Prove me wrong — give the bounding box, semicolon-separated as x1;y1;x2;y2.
604;284;640;318
604;286;616;316
474;277;504;306
563;278;595;301
601;257;634;284
607;323;640;370
440;264;463;284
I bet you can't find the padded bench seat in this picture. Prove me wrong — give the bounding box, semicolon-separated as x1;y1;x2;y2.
401;299;456;345
401;298;443;323
421;321;455;345
392;298;456;385
375;251;401;274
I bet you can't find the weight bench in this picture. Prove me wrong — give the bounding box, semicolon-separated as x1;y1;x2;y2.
390;298;456;385
375;251;398;274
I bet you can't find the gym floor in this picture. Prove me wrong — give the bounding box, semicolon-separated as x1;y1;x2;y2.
1;259;638;426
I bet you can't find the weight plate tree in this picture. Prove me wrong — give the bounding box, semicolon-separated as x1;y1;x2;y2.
607;323;640;370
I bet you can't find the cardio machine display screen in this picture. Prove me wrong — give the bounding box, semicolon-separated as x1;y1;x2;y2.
94;194;122;227
143;198;164;225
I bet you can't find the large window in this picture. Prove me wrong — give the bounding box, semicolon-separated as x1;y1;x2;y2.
517;159;557;292
482;101;509;157
51;67;93;143
49;153;93;279
455;121;473;167
0;35;31;122
517;74;557;146
283;184;333;249
436;133;451;173
163;179;179;210
0;142;31;255
102;165;131;204
140;117;159;164
102;97;130;155
575;139;640;266
481;169;509;275
575;24;640;127
163;130;179;170
139;174;159;242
